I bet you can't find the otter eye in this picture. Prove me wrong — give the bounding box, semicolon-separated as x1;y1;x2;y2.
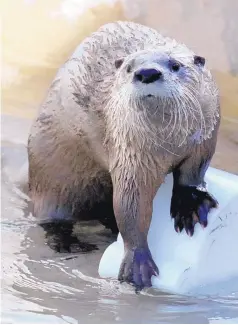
170;62;181;72
194;55;205;67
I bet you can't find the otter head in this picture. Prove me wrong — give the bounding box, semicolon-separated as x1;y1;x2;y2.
112;49;217;146
114;49;206;102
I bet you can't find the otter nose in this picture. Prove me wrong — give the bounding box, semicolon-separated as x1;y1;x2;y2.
135;68;163;84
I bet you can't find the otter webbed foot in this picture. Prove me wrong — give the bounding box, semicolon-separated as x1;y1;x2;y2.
41;221;98;253
170;185;218;236
118;247;159;291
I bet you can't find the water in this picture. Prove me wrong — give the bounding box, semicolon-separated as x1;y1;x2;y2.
1;0;238;323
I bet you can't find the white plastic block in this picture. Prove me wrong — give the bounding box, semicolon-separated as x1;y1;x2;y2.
98;167;238;296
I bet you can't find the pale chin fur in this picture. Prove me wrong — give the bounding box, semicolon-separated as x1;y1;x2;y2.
131;80;182;99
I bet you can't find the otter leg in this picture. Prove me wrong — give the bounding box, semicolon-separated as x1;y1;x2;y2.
171;152;218;236
111;171;160;291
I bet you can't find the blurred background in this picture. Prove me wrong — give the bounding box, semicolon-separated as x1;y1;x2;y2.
2;0;238;173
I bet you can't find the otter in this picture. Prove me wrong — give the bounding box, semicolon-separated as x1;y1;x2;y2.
28;21;220;290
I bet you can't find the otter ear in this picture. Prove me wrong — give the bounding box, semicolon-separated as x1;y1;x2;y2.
194;55;205;67
115;58;124;69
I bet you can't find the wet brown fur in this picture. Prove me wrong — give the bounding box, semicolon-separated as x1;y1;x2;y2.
28;21;220;260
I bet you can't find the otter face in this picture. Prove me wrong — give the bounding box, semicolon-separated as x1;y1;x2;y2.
112;50;210;145
114;51;205;101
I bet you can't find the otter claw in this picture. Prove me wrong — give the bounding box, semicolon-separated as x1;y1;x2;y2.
185;228;194;237
174;214;184;233
170;185;218;236
200;220;208;228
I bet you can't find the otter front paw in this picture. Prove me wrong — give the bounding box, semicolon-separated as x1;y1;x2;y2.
118;247;159;291
170;185;218;236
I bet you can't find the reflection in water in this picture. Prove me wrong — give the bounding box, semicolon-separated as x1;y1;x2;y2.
1;0;238;323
